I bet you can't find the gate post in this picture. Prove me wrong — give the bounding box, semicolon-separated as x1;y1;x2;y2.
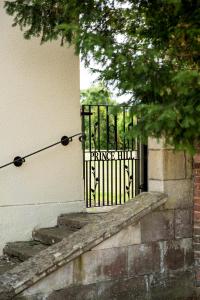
148;138;192;208
148;139;194;260
148;138;193;280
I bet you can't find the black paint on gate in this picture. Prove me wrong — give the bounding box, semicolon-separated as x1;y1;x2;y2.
81;105;147;208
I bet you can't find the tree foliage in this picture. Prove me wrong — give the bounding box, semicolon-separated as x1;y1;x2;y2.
4;0;200;152
80;84;116;105
81;85;130;150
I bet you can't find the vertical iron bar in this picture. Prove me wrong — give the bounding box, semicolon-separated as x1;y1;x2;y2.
127;109;130;202
135;160;138;197
115;114;118;205
135;137;140;196
131;111;135;198
131;158;134;198
86;161;89;207
89;105;92;207
111;157;113;205
89;105;92;152
135;159;139;196
144;144;148;192
106;106;110;150
115;115;118;151
132;112;134;150
123;159;126;204
123;106;126;203
138;141;141;195
98;106;101;206
119;158;122;204
123;106;126;148
139;143;143;193
98;106;100;150
81;105;86;206
106;106;109;205
115;160;117;205
103;160;105;206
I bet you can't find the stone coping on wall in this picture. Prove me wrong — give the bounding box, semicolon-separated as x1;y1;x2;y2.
0;192;168;299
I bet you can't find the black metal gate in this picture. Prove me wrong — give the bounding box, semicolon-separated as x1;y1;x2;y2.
81;105;147;208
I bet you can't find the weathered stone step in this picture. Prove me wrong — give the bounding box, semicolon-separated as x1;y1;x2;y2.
3;241;48;262
0;256;20;275
58;212;105;229
32;227;76;245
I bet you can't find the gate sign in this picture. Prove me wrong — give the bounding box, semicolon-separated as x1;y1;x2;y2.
85;150;138;161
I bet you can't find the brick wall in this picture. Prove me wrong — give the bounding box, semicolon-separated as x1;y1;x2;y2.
193;151;200;286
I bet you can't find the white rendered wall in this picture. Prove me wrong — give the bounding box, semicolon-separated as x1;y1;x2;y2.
0;3;84;253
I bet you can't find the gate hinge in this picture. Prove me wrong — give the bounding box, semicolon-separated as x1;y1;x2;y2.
81;111;93;116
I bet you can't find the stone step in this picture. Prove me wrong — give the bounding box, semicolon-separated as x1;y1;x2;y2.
0;213;107;277
0;256;20;275
3;241;48;262
32;226;76;245
57;212;105;229
0;213;107;280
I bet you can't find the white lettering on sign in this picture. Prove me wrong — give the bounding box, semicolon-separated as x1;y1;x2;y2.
85;151;138;161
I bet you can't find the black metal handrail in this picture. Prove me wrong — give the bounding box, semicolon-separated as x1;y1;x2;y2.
0;133;83;169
